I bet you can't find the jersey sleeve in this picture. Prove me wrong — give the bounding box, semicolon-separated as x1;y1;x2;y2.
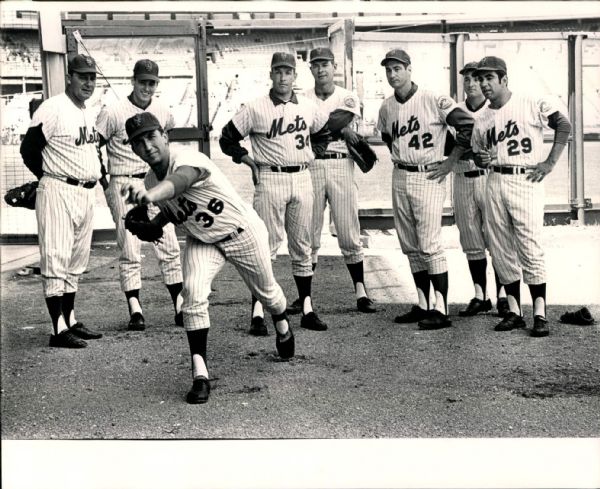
339;91;361;118
537;96;561;128
164;108;176;132
435;94;459;121
471;121;485;153
30;99;58;140
376;102;387;134
171;150;212;185
230;103;253;138
310;102;329;133
95;105;113;140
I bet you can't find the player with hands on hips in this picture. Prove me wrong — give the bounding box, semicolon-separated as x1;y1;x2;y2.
302;47;376;314
471;56;571;337
19;54;103;348
96;59;183;332
447;62;508;318
219;52;330;336
377;49;474;330
122;112;294;404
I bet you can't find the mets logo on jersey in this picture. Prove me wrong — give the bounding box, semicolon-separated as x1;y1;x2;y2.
437;96;453;111
75;126;100;146
344;96;356;109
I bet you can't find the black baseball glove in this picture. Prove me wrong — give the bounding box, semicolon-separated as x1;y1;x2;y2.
124;205;164;243
347;137;378;173
4;181;38;210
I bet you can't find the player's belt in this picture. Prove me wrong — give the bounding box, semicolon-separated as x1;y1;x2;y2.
46;174;96;189
394;162;440;172
114;172;146;179
217;227;244;243
268;165;307;173
463;169;488;178
491;165;530;175
316;152;348;160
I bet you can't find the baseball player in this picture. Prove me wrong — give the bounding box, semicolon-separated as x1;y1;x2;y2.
121;112;294;404
377;49;474;330
96;59;183;331
219;52;330;335
471;56;571;337
19;54;103;348
449;62;508;318
302;47;376;314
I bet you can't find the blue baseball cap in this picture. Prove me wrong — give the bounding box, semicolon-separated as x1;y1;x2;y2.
381;49;411;66
125;112;162;142
271;52;296;69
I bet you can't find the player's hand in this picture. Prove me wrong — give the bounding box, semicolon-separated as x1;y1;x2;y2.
527;160;555;182
241;155;260;186
341;127;360;146
473;149;492;169
121;183;151;205
427;158;454;183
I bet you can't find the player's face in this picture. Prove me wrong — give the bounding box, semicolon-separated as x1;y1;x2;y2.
270;67;297;98
131;129;168;166
67;72;97;103
477;72;507;102
463;72;483;99
132;78;158;106
384;61;411;90
310;60;335;85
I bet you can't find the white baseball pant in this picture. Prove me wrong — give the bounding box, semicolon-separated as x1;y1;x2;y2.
453;172;488;260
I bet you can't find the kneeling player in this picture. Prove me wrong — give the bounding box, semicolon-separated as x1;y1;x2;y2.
122;112;294;404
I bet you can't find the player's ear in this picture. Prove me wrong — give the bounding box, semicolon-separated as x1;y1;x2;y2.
407;65;412;74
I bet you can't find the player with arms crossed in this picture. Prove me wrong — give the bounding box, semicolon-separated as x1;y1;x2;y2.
471;56;571;337
122;112;294;404
448;62;508;318
302;47;376;314
96;59;183;331
377;49;475;330
219;52;330;335
19;54;103;348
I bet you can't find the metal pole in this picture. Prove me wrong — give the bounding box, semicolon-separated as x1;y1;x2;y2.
453;33;466;101
195;20;210;156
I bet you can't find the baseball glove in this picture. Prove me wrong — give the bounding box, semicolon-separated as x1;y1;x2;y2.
124;205;164;242
4;181;38;210
347;137;378;173
560;307;595;326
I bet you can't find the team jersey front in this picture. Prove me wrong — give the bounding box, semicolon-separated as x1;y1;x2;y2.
377;88;458;165
304;86;360;154
455;99;489;172
145;149;252;244
31;93;102;181
231;93;328;166
96;97;175;176
471;93;558;167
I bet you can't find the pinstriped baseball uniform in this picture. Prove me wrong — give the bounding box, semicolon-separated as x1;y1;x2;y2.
230;92;328;276
453;99;490;260
31;93;102;297
377;87;459;275
304;86;363;265
145;149;286;330
472;93;559;285
96;97;181;292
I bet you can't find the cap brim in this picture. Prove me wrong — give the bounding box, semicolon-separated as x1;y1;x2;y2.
71;68;98;74
127;124;161;143
310;56;334;63
380;57;409;66
135;74;160;81
271;63;295;69
473;67;498;74
459;67;476;75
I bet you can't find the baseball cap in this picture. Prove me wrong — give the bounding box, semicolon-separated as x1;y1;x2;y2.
474;56;507;74
380;49;411;66
133;59;160;81
125;112;162;142
459;61;479;75
271;52;296;69
68;54;98;74
310;47;335;63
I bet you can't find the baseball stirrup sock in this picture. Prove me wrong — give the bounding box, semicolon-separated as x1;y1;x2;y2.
430;272;449;315
125;289;142;315
494;269;506;298
166;282;183;308
187;329;208;363
62;292;77;326
412;270;431;310
271;311;289;335
467;258;487;300
504;280;522;315
45;295;64;335
251;296;264;318
528;283;547;317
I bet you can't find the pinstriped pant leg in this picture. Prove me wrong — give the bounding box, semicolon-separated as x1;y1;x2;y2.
182;236;226;331
286;170;313;277
105;177;142;292
329;159;362;264
392;169;427;273
253;171;288;261
36;177;73;297
147;203;183;285
454;174;487;261
309;161;327;264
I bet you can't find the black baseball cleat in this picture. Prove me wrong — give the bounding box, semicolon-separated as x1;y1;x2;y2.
186;376;210;404
418;310;452;330
459;298;492;317
69;322;103;340
174;311;183;327
494;312;526;331
301;312;328;331
49;330;87;348
357;297;377;313
286;298;302;315
496;298;510;318
394;305;429;323
531;315;550;337
128;312;146;331
275;326;295;359
249;316;268;336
